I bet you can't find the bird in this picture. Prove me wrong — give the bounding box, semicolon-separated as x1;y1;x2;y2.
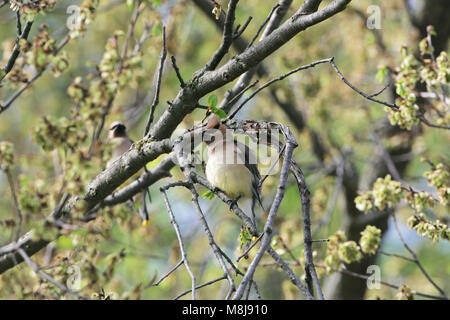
107;121;134;168
202;115;263;225
107;121;150;226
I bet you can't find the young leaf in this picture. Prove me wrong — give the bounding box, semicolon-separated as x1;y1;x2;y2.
126;0;134;10
208;94;218;108
202;190;215;200
210;105;227;119
152;23;162;37
376;65;387;83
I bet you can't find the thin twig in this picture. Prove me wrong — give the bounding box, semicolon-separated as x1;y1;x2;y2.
328;57;398;110
149;259;183;287
226;79;259;110
188;170;257;235
252;280;262;299
244;277;253;300
419;115;450;130
368;82;391;98
163;181;239;298
0;35;70;114
144;26;167;136
0;17;33;82
170;55;186;88
18;248;88;299
391;213;448;299
378;250;415;263
204;0;239;71
227;56;401;122
5;169;22;241
258;144;285;188
187;184;238;297
16;11;22;35
339;267;447;300
160;186;197;299
236;232;264;262
267;247;314;299
233;16;252;40
308;238;329;243
290;158;324;299
132;21;153;56
228;58;332;119
277;236;302;266
173;275;227;300
246;4;280;49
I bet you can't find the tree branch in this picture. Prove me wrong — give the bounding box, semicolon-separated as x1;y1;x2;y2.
160;185;197;300
144;26;167;136
204;0;239;71
233;131;296;299
391;213;448;299
0;35;70;114
0;17;33;82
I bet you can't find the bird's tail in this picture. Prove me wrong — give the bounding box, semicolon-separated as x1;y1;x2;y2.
139;165;152;226
251;181;264;226
139;188;151;226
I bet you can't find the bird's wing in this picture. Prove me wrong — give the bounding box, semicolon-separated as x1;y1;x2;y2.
233;139;263;207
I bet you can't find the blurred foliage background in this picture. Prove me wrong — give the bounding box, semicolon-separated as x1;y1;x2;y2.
0;0;448;300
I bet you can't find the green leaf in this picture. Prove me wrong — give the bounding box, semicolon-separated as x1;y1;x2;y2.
376;65;387;83
208;94;218;108
239;227;252;249
55;235;74;250
210;106;227;119
152;23;162;37
202;190;215;200
126;0;134;10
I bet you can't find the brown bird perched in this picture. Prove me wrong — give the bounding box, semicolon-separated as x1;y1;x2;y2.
107;121;150;225
107;122;134;167
202;115;263;225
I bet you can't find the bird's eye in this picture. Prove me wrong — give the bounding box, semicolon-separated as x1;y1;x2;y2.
110;125;118;130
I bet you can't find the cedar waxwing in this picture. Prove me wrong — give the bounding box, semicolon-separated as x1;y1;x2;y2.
107;121;150;225
203;116;263;225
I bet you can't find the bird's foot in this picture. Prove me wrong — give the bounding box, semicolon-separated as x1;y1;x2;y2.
213;187;223;194
227;195;241;210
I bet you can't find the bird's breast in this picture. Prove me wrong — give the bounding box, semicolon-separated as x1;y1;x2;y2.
205;153;253;199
